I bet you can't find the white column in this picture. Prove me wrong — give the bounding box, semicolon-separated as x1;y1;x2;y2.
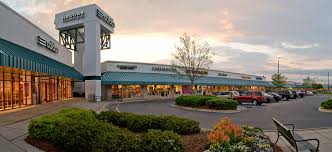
83;21;101;101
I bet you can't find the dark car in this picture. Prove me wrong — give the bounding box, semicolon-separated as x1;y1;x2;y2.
235;91;265;105
268;92;282;102
291;91;299;99
275;90;293;101
297;91;305;98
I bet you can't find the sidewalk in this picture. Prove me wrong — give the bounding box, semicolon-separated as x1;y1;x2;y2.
0;98;110;152
265;128;332;152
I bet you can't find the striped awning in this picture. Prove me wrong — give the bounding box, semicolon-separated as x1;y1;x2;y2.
0;38;83;80
101;72;273;87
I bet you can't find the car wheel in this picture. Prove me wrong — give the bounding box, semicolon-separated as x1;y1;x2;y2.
283;96;287;101
252;100;258;105
266;98;270;103
257;102;262;105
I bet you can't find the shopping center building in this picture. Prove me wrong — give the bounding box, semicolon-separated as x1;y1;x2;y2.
0;2;272;111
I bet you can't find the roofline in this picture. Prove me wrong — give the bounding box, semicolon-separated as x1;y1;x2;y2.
0;1;71;53
102;60;265;78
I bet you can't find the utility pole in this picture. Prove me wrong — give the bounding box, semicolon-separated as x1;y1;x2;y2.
277;57;281;75
328;72;330;91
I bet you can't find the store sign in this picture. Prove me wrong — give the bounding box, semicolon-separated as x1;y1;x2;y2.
152;66;175;72
36;36;58;53
96;9;115;28
185;69;208;75
62;11;85;22
256;77;263;80
116;65;137;70
241;76;252;79
218;72;228;76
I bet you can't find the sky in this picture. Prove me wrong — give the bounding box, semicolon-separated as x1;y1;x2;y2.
1;0;332;83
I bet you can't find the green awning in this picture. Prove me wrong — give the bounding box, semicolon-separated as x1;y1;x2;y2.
101;72;273;87
0;38;83;80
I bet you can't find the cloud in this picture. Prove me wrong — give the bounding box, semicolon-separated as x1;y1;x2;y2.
281;42;319;49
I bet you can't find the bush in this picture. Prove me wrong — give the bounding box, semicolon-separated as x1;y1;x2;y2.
206;98;238;110
97;111;200;134
142;130;182;152
28;108;97;140
321;99;332;109
175;95;216;107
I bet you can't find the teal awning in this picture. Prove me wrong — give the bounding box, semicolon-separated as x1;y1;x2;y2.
0;38;83;80
101;72;273;87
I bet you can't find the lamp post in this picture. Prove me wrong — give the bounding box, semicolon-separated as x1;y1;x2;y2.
276;57;281;75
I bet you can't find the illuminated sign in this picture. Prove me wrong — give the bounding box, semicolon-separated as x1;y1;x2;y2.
241;76;252;79
36;36;58;53
62;11;85;22
152;67;175;72
117;65;137;70
218;73;228;76
96;9;115;28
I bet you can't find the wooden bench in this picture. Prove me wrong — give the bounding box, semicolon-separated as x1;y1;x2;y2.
273;118;320;152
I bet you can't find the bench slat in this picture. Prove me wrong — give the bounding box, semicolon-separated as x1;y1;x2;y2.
293;133;317;151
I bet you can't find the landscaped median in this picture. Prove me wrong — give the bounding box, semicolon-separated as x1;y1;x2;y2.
26;108;279;152
319;99;332;112
174;95;241;113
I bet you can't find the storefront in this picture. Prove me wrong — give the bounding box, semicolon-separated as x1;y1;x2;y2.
101;61;273;100
0;2;83;111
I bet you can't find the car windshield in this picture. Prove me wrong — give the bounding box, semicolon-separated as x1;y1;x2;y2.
233;91;240;96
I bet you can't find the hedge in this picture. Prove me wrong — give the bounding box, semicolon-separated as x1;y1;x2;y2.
206;98;238;110
175;95;238;110
175;95;217;107
28;108;183;152
97;111;200;134
321;99;332;109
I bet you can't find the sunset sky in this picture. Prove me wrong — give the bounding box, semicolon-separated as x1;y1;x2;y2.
2;0;332;83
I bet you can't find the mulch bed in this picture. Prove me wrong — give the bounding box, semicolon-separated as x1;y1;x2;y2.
25;137;62;152
26;132;283;152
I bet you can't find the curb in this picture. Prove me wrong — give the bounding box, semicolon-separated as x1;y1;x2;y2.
318;107;332;113
169;104;244;113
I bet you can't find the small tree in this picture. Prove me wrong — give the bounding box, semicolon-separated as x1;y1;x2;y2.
302;76;315;90
312;83;324;90
272;73;287;89
171;33;214;94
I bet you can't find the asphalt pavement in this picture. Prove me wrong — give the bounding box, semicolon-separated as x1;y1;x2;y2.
118;95;332;130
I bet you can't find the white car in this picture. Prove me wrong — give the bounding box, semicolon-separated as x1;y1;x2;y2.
306;91;314;96
216;91;240;99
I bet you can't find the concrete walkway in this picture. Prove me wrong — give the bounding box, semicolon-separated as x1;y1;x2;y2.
0;98;110;152
265;128;332;152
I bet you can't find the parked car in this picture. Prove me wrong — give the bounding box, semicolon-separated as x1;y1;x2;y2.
275;90;293;101
297;91;305;98
216;91;240;99
263;92;274;103
235;91;265;105
268;92;282;102
291;91;299;99
306;91;314;96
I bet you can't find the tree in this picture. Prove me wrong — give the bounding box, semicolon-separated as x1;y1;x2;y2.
271;73;287;89
312;83;324;90
171;33;214;93
302;76;315;89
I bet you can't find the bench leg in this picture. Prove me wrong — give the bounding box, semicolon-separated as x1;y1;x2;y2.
275;131;280;144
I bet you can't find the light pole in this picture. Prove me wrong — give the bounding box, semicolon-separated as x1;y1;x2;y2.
328;72;330;91
276;57;281;75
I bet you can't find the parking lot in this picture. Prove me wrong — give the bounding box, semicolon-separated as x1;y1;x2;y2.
117;94;332;130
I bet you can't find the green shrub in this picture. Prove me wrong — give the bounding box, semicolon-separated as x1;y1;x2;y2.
175;95;217;107
321;99;332;109
28;108;96;140
52;119;123;152
97;111;200;134
142;130;182;152
206;98;238;110
160;115;200;134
